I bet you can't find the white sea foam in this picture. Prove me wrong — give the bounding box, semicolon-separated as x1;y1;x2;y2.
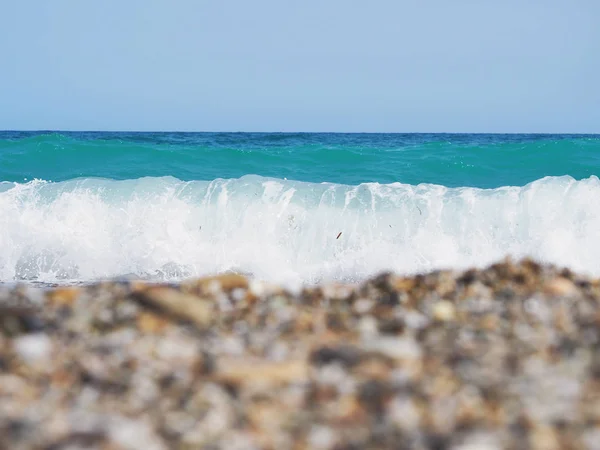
0;175;598;286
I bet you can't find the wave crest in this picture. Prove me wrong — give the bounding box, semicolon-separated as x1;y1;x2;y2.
0;175;598;285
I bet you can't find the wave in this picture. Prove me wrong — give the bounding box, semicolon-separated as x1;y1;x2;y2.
1;174;599;286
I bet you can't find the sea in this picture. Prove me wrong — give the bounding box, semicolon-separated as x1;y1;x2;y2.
1;131;599;287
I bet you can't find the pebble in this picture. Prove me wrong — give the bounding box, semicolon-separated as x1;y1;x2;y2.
307;425;337;449
109;417;166;450
545;276;578;297
13;333;52;364
363;336;422;360
433;300;456;321
0;258;599;449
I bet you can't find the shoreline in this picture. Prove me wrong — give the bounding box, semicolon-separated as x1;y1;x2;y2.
1;258;599;449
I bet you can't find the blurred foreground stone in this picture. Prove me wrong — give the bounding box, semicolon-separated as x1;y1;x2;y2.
1;259;600;449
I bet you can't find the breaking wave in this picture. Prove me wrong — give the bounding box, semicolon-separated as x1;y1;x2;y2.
1;174;599;286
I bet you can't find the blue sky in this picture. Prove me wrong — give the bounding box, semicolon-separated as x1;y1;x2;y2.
1;0;598;132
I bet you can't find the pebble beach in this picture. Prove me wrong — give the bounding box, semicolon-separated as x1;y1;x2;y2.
1;258;599;449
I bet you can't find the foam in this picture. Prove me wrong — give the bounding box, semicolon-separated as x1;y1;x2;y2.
1;175;599;286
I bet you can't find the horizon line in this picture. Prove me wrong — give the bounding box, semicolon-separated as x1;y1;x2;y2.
2;129;599;136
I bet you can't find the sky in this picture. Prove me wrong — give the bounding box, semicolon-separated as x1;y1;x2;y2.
0;0;598;133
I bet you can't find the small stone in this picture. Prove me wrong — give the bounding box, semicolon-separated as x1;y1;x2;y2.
359;315;378;338
156;336;199;362
362;337;422;361
390;276;415;292
529;424;560;450
13;334;52;364
19;287;46;306
433;300;456;322
544;277;578;297
186;273;249;293
404;310;430;329
248;280;267;298
309;345;362;368
231;288;246;303
353;298;374;314
322;283;354;301
132;287;213;329
582;426;600;450
452;432;502;450
307;426;337;450
220;336;245;356
358;379;392;413
389;396;420;431
216;358;308;385
109;417;167;450
136;311;170;333
46;287;81;307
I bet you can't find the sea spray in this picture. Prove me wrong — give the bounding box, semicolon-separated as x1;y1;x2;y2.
1;174;599;285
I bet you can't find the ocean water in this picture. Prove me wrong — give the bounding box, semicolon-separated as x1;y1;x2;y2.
1;131;599;286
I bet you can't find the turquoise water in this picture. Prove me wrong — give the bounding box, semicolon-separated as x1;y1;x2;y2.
1;132;599;188
1;131;600;285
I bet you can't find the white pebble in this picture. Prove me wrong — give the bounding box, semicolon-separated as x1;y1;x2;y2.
353;298;374;314
307;425;336;450
110;417;166;450
451;432;501;450
582;427;600;450
359;316;378;338
13;334;52;364
267;341;289;361
433;300;456;321
389;396;420;431
156;337;198;361
404;310;429;329
363;337;422;360
220;336;245;356
231;288;246;303
249;280;266;297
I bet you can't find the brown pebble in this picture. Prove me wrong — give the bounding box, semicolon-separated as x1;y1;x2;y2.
132;287;213;329
215;358;307;386
544;277;578;297
46;288;81;307
136;311;170;333
183;273;249;293
530;424;560;450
